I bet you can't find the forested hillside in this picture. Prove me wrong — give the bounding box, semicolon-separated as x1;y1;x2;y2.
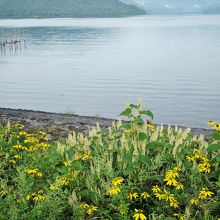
0;0;145;18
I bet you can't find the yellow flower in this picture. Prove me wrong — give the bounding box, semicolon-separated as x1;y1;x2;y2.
133;209;147;220
108;186;121;196
198;161;211;173
174;214;185;220
36;172;43;177
148;124;155;132
82;152;90;161
112;177;124;186
155;192;164;200
186;155;195;162
9;159;16;164
60;177;69;186
81;203;97;216
207;120;215;126
169;198;179;208
198;188;214;199
174;182;184;190
14;155;21;159
63;160;71;166
87;205;98;216
26;194;31;201
25;168;39;174
165;167;180;179
141;192;150;199
164;177;178;186
190;197;199;205
49;184;57;190
39;131;46;135
128;192;138;201
152;185;162;194
213;124;220;131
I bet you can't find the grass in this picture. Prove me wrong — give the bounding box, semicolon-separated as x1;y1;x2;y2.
0;102;219;220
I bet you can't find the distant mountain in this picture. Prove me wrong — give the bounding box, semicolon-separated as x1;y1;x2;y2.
120;0;220;14
203;7;220;14
0;0;145;19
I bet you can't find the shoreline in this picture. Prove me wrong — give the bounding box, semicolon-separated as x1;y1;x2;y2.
0;107;213;140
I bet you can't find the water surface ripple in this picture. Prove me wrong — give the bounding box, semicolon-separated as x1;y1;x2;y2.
0;16;220;127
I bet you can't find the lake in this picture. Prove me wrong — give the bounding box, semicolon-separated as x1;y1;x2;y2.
0;15;220;127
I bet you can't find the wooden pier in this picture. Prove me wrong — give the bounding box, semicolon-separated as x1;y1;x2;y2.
0;29;26;54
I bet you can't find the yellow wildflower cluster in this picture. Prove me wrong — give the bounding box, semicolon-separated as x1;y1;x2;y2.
12;130;50;153
128;192;139;201
13;124;24;130
25;168;43;177
49;176;70;190
173;213;186;220
164;167;184;190
76;151;90;161
141;192;150;199
133;209;147;220
208;120;220;132
63;160;71;166
80;203;98;216
190;188;214;205
12;144;28;151
147;123;155;132
108;177;124;196
128;191;150;201
198;188;214;199
26;190;47;202
186;150;211;173
152;185;179;208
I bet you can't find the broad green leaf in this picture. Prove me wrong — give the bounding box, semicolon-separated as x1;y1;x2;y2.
72;161;83;170
138;132;147;141
211;132;220;141
207;144;220;153
139;155;152;166
124;165;134;175
123;123;131;130
123;155;133;163
133;162;141;169
129;104;138;109
139;110;154;120
119;108;132;117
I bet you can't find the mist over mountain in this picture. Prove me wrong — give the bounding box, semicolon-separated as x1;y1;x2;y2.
0;0;145;19
120;0;220;14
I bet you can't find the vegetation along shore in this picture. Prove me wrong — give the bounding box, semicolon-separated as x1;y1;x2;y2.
0;103;219;219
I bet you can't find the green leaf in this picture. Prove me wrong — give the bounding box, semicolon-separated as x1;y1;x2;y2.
123;123;131;130
124;165;134;175
211;156;220;163
134;117;144;125
129;104;138;109
119;108;132;117
139;155;152;166
112;151;118;170
139;110;154;120
133;162;141;169
164;217;176;220
123;155;133;163
138;132;147;141
207;144;220;153
211;132;220;140
183;161;192;169
72;161;83;170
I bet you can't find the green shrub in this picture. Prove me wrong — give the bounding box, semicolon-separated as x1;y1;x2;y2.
0;103;219;219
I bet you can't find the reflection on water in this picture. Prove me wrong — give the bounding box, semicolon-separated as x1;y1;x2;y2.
0;16;220;127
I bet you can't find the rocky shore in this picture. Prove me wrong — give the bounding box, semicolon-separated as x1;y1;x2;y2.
0;108;212;140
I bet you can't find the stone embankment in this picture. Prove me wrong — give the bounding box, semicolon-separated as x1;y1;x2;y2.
0;108;212;140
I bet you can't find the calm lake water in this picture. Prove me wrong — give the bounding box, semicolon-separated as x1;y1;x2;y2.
0;15;220;127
